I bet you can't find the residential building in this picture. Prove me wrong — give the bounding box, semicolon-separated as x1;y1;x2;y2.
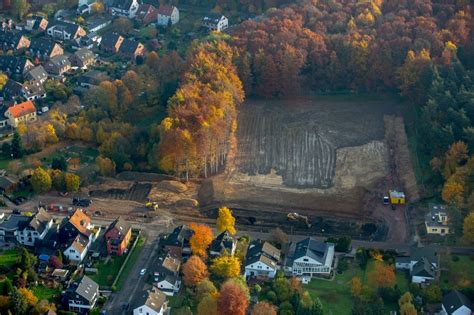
59;209;99;244
0;56;34;76
0;108;8;128
109;0;139;18
5;100;37;127
244;240;281;279
202;13;228;32
85;17;111;33
100;33;124;53
133;286;168;315
77;0;97;14
285;237;335;280
44;55;71;76
0;214;30;242
119;39;145;60
0;176;17;192
442;290;472;315
47;20;86;41
77;32;102;49
22;81;47;100
63;233;90;263
161;225;193;258
209;231;236;257
64;275;99;314
69;47;95;68
105;216;132;256
136;4;159;25
16;208;53;246
395;246;439;284
25;15;48;32
29;38;64;60
425;204;449;235
157;5;179;26
154;253;181;296
0;30;30;52
2;79;23;101
25;65;48;84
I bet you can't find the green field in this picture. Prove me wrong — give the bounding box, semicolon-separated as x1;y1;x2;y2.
440;255;474;289
89;253;129;287
32;285;62;302
0;249;19;266
304;260;408;315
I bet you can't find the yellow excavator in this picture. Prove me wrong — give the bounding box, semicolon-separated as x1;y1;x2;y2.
287;212;311;228
145;201;159;211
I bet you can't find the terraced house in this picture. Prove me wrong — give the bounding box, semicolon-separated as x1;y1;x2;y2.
105;216;131;256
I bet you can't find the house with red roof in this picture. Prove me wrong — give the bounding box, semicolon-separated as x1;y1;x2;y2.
157;5;179;26
136;4;159;25
4;100;37;127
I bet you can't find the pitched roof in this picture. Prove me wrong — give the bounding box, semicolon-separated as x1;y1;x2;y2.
163;225;193;247
442;290;472;315
119;38;142;55
48;20;81;35
30;15;48;30
247;240;280;262
293;237;333;264
22;81;46;98
135;286;167;313
209;231;235;253
106;216;131;240
203;13;226;24
0;176;16;190
100;33;123;49
67;209;91;237
47;55;71;68
0;30;28;49
68;234;89;254
412;257;436;278
2;79;23;98
30;37;61;56
72;47;94;62
157;5;175;16
27;208;52;234
137;4;157;19
0;56;33;74
157;253;181;275
0;214;30;231
6;100;36;118
25;65;48;82
74;275;98;303
111;0;135;10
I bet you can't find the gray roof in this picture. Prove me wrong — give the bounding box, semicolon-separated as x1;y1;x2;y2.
111;0;135;10
425;205;448;228
22;81;45;97
442;290;472;315
25;65;48;82
209;231;235;253
74;275;99;303
0;176;16;190
408;246;438;264
100;33;122;50
293;237;333;264
2;79;23;99
247;240;280;261
27;208;52;234
71;47;94;62
48;20;81;36
30;37;61;56
203;13;226;24
135;286;167;313
0;56;34;74
0;30;27;50
163;225;193;247
411;257;436;278
119;38;142;55
0;215;30;231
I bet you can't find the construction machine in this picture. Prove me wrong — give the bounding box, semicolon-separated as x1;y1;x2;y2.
287;212;311;228
145;201;159;211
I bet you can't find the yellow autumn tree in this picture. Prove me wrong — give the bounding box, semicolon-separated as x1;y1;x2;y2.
18;288;38;306
45;123;58;143
442;180;464;206
210;256;241;279
216;207;236;235
463;212;474;243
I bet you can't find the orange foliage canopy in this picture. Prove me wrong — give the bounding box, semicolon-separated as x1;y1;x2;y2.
182;255;209;287
218;281;249;315
190;223;214;258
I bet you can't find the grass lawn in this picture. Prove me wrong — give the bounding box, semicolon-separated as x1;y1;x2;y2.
304;260;409;315
440;255;474;289
0;249;19;266
31;285;62;302
90;254;128;287
115;236;146;290
0;158;9;169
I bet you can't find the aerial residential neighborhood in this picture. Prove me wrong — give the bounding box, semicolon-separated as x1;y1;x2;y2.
0;0;473;315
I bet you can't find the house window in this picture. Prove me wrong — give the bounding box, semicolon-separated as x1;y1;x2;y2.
303;258;308;262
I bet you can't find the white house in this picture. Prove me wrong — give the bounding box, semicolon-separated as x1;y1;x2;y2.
63;234;90;264
395;246;438;284
134;286;168;315
202;13;228;32
442;290;472;315
16;208;53;246
65;276;99;314
208;231;236;257
157;5;179;26
110;0;139;18
285;237;335;280
244;240;280;279
154;253;181;296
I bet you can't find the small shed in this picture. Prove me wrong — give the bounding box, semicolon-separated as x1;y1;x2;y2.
389;190;405;204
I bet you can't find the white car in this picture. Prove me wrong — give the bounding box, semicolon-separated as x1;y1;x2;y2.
140;268;146;276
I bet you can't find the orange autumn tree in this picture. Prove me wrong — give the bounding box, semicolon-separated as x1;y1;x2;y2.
218;281;249;315
182;255;209;287
369;263;396;288
190;223;214;258
251;302;276;315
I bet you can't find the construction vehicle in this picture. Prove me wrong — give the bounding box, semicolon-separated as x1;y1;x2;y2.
388;190;405;204
145;201;159;211
287;212;311;228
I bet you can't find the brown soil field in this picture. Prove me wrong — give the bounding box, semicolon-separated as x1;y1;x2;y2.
200;96;416;221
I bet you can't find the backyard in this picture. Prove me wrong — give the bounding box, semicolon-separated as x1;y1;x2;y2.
304;260;409;315
0;249;19;266
89;233;145;289
31;285;62;302
440;254;474;290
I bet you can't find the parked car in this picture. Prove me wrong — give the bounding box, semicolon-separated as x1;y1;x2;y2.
140;268;146;276
12;209;21;214
13;196;27;205
72;197;92;207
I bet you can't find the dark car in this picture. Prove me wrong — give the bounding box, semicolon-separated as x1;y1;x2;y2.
12;209;21;214
13;196;27;205
72;198;92;207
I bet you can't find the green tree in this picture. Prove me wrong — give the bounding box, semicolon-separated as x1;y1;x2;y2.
31;167;52;193
296;291;323;315
50;169;65;192
64;173;80;192
11;0;30;20
51;156;68;171
10;287;28;315
11;132;24;159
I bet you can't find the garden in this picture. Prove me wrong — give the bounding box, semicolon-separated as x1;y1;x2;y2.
440;254;474;290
